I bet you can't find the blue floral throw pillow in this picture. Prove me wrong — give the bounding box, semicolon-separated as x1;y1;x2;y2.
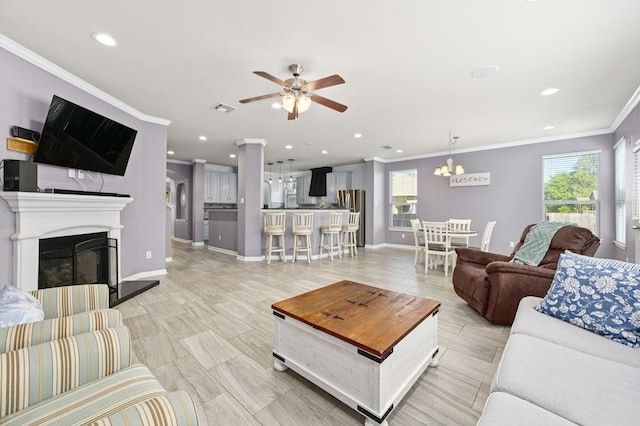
535;253;640;348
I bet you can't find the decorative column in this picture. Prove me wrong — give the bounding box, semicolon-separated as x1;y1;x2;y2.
235;139;266;260
192;159;206;246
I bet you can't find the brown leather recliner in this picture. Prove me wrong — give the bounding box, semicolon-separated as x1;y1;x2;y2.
452;224;600;325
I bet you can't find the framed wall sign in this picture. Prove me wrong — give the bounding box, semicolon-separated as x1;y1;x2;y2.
450;172;491;187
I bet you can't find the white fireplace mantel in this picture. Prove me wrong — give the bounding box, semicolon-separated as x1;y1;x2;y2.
1;192;133;290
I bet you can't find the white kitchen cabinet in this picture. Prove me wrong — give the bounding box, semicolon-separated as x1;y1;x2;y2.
326;172;352;203
204;171;236;204
296;176;317;205
219;173;237;203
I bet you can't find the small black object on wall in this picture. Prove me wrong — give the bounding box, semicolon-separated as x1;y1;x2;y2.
10;125;41;142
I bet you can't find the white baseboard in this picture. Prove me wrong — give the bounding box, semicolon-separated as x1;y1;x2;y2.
236;255;263;262
165;257;173;262
191;241;205;247
122;269;167;281
207;246;237;256
365;242;413;250
171;237;192;244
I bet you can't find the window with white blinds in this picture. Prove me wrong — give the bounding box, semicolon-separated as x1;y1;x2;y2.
614;138;626;247
634;143;640;221
542;151;600;235
390;169;418;228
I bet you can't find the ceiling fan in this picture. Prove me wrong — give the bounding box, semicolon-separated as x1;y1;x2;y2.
239;64;348;120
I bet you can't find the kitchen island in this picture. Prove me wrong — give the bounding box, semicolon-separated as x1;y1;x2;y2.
261;209;349;261
207;208;238;254
208;208;350;260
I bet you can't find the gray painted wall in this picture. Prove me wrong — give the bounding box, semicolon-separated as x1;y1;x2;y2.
384;134;615;258
0;47;168;282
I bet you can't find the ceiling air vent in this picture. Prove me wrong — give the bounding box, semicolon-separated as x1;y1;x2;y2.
211;103;236;113
381;145;394;150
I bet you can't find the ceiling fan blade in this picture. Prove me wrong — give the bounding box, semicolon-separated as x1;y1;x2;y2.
239;92;281;104
254;71;291;87
310;94;348;112
303;74;345;91
288;101;298;120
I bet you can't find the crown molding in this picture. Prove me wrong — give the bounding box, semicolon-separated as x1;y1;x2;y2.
0;34;171;127
611;85;640;131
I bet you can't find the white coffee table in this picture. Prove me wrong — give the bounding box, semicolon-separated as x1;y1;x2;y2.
272;280;440;425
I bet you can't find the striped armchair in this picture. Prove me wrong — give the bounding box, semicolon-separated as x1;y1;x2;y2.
0;325;198;425
0;284;122;353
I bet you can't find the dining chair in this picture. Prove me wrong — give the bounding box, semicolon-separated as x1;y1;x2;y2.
479;220;496;252
409;218;425;265
422;221;456;277
448;218;472;248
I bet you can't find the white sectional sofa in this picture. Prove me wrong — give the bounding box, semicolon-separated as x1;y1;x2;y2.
478;296;640;425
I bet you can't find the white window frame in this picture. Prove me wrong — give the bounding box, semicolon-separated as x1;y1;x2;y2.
389;169;418;230
614;137;626;248
542;150;600;236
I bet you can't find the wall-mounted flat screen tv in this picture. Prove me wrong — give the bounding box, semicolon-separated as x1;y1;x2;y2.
34;95;137;176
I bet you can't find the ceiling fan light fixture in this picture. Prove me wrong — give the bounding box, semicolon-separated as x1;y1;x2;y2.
297;94;311;113
282;94;296;113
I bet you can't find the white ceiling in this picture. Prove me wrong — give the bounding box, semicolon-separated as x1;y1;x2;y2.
2;0;640;172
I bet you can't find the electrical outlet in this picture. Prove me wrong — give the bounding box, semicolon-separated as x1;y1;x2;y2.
401;233;405;239
509;241;515;248
145;251;152;259
218;235;222;241
77;170;84;179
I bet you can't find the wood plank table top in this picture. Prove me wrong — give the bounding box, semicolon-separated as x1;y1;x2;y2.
272;280;440;358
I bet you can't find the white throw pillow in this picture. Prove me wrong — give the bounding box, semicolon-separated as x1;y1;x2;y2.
0;284;45;327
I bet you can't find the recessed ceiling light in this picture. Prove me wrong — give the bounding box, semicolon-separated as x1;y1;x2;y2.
354;133;362;138
543;125;555;130
167;150;175;155
271;103;281;109
470;65;499;78
285;145;293;150
229;154;236;158
540;87;560;96
91;32;117;47
396;149;403;153
199;135;207;141
321;150;328;155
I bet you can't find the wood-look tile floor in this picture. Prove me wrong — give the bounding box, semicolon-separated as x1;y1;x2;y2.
116;243;509;425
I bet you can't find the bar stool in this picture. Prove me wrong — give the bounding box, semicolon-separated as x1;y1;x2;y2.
263;212;286;264
341;211;360;257
292;212;314;263
319;212;343;261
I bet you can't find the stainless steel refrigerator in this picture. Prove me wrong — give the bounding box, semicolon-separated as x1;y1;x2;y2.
337;190;365;247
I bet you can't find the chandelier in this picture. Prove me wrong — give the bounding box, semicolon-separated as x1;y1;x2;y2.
433;132;465;176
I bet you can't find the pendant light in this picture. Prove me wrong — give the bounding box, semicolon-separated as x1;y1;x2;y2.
286;159;296;191
288;159;294;183
433;132;465;176
277;160;283;183
267;162;273;184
